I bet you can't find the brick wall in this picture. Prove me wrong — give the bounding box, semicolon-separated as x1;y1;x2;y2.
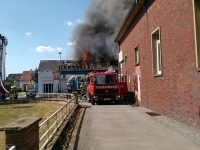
119;0;200;129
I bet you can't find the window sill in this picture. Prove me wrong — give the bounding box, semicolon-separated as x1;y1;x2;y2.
153;73;162;77
135;63;140;66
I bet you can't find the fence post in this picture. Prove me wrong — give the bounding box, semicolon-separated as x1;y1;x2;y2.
0;117;42;150
72;91;78;104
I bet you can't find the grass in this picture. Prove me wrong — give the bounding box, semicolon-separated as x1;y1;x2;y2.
0;101;66;150
132;101;139;107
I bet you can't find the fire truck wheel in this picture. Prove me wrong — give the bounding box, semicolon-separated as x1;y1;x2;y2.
114;99;119;104
124;96;127;101
91;98;95;105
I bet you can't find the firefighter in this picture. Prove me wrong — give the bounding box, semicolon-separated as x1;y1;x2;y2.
107;60;113;71
66;83;72;99
80;81;87;100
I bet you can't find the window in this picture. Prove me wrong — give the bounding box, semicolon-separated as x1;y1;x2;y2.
135;46;139;65
193;0;200;70
94;75;118;85
43;84;53;93
152;27;162;76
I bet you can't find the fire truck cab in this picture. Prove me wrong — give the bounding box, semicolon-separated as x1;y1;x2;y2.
86;71;120;105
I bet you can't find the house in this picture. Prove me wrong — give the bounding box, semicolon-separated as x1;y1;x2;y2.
38;60;118;93
19;70;35;91
115;0;200;129
6;73;22;87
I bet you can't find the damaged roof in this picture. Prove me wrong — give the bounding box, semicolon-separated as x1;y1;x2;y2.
38;60;118;72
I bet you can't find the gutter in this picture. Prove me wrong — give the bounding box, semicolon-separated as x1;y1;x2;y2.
114;0;146;42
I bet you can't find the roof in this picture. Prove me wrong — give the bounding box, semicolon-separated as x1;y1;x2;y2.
6;74;22;81
38;60;61;72
19;71;35;81
115;0;146;42
38;60;119;72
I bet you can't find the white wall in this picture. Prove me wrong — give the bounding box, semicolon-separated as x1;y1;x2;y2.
19;80;27;88
38;70;86;93
38;71;54;93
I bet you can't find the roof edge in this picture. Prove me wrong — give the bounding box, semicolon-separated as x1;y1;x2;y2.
114;0;146;42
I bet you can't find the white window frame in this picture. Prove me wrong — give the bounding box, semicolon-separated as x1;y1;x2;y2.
156;39;161;74
152;27;162;76
193;0;200;71
135;46;139;65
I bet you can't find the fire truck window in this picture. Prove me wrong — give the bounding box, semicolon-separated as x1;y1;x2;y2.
122;77;125;82
94;75;117;85
108;76;114;83
95;76;105;84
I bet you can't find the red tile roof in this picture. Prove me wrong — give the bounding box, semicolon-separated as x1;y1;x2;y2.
19;71;35;81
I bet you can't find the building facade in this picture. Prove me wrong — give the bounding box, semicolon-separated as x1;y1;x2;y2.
38;60;118;93
115;0;200;129
6;73;22;87
19;71;35;91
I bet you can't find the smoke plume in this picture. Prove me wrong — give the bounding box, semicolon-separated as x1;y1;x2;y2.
72;0;133;62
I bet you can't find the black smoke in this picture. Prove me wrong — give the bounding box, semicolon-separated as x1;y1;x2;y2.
72;0;133;62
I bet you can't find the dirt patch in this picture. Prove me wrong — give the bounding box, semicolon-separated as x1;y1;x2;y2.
52;105;85;150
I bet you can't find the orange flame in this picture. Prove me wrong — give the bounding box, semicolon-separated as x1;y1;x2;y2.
82;46;91;69
83;45;91;61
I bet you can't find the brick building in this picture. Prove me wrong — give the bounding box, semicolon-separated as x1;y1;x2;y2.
115;0;200;129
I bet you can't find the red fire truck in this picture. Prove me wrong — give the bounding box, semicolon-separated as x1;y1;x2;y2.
118;75;128;101
86;71;127;105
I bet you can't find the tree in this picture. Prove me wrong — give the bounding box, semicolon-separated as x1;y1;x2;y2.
31;68;38;83
4;81;14;89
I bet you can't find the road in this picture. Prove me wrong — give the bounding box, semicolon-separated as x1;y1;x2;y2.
69;102;200;150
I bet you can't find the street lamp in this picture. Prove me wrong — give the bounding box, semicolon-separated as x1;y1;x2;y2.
58;52;61;93
58;52;61;60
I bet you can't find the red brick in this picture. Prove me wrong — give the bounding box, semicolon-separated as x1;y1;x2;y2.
118;0;200;129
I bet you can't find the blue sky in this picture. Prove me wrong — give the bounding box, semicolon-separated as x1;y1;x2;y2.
0;0;92;76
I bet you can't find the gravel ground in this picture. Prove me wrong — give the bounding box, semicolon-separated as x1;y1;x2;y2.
133;106;200;146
